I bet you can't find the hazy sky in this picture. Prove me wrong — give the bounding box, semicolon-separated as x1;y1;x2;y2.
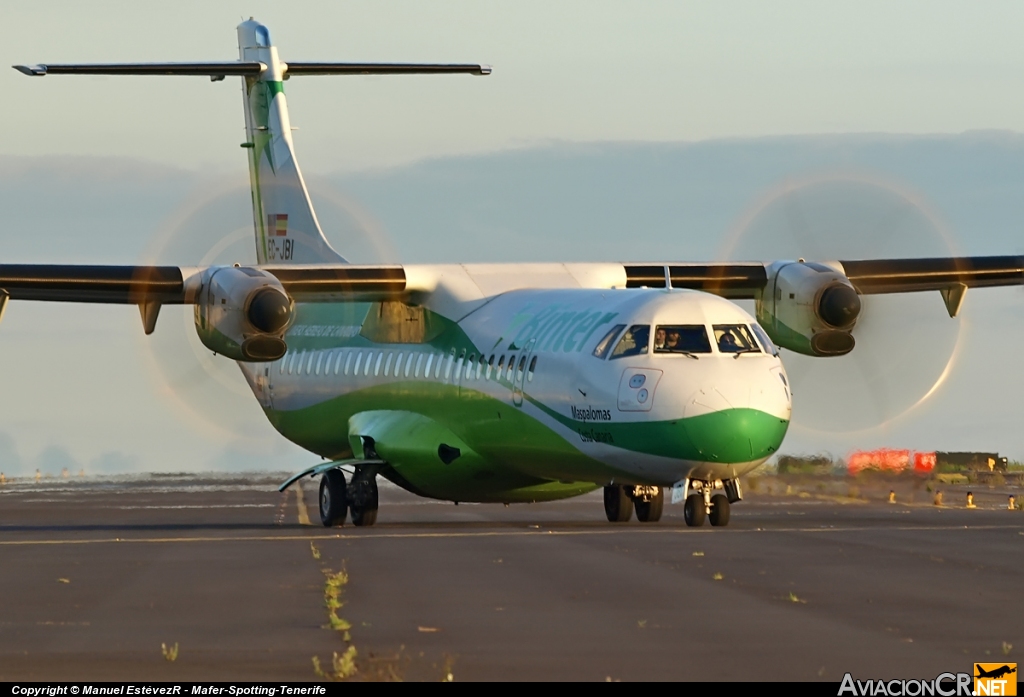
5;1;1024;172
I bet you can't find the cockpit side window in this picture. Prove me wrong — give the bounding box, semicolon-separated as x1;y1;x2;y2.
610;325;650;359
712;324;760;354
654;325;712;354
751;323;779;356
592;324;626;359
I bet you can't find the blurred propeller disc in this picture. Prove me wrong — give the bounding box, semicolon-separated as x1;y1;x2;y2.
719;172;964;435
137;176;395;447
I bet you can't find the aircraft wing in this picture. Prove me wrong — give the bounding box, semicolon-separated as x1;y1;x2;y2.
0;264;407;304
1;257;1021;305
626;255;1024;299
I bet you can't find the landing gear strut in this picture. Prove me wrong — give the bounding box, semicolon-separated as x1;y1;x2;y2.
632;485;664;523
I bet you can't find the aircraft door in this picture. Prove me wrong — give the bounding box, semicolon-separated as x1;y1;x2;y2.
512;339;536;407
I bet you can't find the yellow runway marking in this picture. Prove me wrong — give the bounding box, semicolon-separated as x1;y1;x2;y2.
295;481;311;526
0;523;1022;547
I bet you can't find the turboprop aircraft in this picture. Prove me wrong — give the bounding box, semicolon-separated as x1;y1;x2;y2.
9;19;1024;528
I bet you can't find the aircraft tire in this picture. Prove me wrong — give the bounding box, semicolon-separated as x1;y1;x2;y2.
603;485;633;522
634;487;664;522
319;470;348;527
350;474;379;527
683;494;706;527
709;494;730;527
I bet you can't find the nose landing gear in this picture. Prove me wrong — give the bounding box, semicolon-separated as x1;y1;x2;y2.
682;478;741;527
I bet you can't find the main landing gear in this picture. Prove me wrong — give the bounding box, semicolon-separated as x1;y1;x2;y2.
603;484;665;523
683;478;741;528
319;466;379;527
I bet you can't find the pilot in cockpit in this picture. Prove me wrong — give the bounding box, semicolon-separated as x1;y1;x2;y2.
718;331;739;353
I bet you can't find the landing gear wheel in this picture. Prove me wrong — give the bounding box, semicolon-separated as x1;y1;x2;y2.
603;485;633;522
319;470;348;527
684;493;706;527
634;487;664;522
349;472;379;527
709;494;731;527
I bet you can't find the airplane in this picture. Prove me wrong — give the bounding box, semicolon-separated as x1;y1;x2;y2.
976;666;1017;680
8;19;1024;528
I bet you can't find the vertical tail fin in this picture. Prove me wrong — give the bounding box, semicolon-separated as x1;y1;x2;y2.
237;20;347;265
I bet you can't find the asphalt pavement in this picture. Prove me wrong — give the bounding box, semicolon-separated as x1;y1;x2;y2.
0;472;1021;681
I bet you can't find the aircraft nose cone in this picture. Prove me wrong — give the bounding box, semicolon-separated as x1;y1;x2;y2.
682;376;790;463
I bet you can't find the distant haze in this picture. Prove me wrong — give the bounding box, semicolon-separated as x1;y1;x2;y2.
1;133;1023;475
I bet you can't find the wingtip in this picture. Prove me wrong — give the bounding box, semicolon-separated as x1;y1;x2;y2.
478;64;492;75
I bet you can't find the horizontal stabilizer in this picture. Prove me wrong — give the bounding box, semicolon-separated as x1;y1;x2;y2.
13;62;264;77
13;62;490;79
283;62;491;76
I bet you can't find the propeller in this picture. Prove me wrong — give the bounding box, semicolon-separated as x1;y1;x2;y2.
719;172;964;436
136;175;396;450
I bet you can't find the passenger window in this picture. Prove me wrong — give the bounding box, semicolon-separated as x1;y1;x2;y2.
496;355;505;380
280;355;287;374
653;325;712;354
454;350;466;382
353;352;363;376
444;349;456;381
477;355;485;380
486;355;495;380
374;352;383;376
423;353;433;378
466;353;476;380
306;352;315;374
384;352;394;377
516;356;526;382
713;324;761;354
335;351;343;375
592;324;626;359
610;325;650;359
343;352;352;375
506;354;517;381
404;353;412;377
435;351;444;379
315;352;323;375
528;356;537;381
751;323;779;356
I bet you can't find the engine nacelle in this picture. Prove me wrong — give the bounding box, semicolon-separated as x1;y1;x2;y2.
194;266;294;361
756;261;861;357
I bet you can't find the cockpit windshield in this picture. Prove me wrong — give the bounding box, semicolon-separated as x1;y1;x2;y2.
713;324;761;354
610;325;650;359
592;324;626;359
750;323;779;356
654;325;712;354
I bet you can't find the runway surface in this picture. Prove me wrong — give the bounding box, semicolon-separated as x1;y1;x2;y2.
0;473;1022;681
